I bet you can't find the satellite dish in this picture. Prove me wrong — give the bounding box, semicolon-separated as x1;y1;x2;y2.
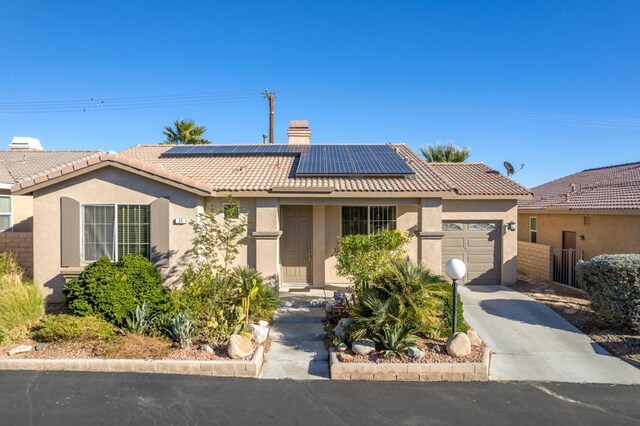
503;161;525;176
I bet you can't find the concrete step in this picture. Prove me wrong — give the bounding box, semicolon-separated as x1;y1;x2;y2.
259;359;329;380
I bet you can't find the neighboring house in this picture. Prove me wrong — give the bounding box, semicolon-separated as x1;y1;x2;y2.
517;162;640;285
0;138;100;276
12;121;530;302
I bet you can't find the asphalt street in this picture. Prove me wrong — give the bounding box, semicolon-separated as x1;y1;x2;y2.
0;371;639;425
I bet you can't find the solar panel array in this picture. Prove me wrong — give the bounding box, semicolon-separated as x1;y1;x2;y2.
162;144;414;176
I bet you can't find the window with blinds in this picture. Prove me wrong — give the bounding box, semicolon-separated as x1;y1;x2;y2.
82;204;150;262
0;196;11;231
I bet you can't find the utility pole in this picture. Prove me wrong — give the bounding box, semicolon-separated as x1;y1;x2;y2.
262;89;275;144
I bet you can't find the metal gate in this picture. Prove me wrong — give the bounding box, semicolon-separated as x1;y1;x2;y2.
552;248;583;287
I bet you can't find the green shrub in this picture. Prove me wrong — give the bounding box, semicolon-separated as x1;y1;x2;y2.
0;329;4;345
577;254;640;332
0;252;23;278
64;255;168;326
334;229;409;290
348;259;452;340
232;266;279;322
431;283;467;337
373;324;418;359
250;283;279;322
33;314;116;342
0;281;44;331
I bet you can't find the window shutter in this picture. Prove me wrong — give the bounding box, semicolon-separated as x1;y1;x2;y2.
150;197;170;268
60;197;81;267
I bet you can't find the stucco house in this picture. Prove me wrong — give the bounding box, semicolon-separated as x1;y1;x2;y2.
517;161;640;285
12;121;530;302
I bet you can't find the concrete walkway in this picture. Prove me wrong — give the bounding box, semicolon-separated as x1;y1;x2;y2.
459;285;640;384
259;294;330;380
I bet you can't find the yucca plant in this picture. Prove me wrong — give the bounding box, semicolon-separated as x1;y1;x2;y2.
125;302;155;334
373;323;418;359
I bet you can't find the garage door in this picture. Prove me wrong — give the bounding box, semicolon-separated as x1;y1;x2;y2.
442;221;501;284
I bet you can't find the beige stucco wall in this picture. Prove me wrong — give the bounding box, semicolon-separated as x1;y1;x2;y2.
0;189;33;232
33;167;204;303
518;212;640;260
443;199;519;284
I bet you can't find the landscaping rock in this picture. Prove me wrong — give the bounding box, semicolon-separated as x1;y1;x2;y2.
333;325;345;339
408;346;424;359
249;323;269;343
227;334;254;359
446;332;471;357
200;344;214;353
352;339;376;356
258;320;269;327
8;345;33;356
564;308;578;315
35;343;46;352
339;318;353;327
337;343;348;352
466;330;483;347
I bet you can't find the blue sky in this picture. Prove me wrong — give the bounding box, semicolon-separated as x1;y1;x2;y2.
0;1;638;187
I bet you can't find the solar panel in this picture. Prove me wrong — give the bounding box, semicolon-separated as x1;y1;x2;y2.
162;144;414;176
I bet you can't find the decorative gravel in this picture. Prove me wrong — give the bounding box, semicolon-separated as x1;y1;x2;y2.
336;337;483;364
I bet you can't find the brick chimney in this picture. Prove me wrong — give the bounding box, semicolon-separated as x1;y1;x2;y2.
9;137;43;151
287;120;311;145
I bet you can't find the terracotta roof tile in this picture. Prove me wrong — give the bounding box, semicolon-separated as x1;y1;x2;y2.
120;144;528;196
0;150;101;185
519;162;640;210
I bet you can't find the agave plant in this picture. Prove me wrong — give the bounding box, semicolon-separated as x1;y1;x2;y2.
166;312;193;349
373;323;418;359
125;302;155;334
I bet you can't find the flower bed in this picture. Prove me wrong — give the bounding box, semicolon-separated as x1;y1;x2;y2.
330;347;491;381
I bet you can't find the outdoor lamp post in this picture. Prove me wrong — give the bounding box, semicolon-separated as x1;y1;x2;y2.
445;259;467;336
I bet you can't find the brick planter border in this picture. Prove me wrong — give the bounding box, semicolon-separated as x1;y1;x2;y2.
329;347;491;381
0;346;264;378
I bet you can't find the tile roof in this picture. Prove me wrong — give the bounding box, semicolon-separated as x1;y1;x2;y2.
519;162;640;210
12;152;211;195
120;144;530;196
0;150;101;185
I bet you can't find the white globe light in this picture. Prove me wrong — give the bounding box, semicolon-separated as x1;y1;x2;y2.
445;259;466;280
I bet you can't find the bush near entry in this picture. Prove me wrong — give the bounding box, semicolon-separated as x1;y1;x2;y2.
63;255;168;326
577;254;640;333
33;314;116;342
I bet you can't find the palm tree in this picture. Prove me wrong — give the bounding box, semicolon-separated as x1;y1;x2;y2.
163;119;211;144
419;142;470;162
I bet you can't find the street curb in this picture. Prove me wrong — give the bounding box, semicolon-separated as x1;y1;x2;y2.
0;346;264;378
329;347;491;381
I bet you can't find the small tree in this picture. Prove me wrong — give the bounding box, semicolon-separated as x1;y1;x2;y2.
334;229;409;291
189;194;248;277
420;142;470;162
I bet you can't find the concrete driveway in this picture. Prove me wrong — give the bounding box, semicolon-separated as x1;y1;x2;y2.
458;285;640;384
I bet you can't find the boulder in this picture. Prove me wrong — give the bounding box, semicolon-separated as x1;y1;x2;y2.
466;330;483;347
337;343;348;352
408;346;425;360
200;344;214;353
446;332;471;357
8;345;33;356
333;325;345;339
227;334;254;359
258;320;269;327
35;343;46;352
351;339;376;356
249;323;269;343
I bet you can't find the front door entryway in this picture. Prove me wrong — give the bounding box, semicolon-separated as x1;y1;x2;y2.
281;206;312;285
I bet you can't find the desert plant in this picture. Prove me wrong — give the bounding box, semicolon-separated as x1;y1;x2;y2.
334;229;409;290
348;287;403;341
373;323;419;359
249;283;279;322
125;302;156;334
0;281;44;331
0;252;23;287
233;266;260;323
577;254;640;332
165;313;193;349
163;119;211;145
64;255;168;325
33;314;116;342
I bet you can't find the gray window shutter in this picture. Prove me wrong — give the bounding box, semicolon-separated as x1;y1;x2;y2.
60;197;81;267
150;197;170;268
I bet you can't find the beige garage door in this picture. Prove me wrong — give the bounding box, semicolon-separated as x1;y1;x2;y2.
442;221;501;284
